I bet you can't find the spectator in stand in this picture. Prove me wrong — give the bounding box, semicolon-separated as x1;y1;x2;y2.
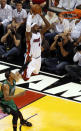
0;26;21;60
44;11;59;32
71;20;81;40
44;11;59;45
45;13;70;46
11;1;27;36
8;0;16;9
57;0;77;10
8;1;27;54
76;0;81;7
0;0;12;40
70;20;81;48
42;34;74;75
56;14;70;34
65;45;81;81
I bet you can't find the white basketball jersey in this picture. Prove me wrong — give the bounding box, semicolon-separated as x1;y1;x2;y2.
30;32;42;58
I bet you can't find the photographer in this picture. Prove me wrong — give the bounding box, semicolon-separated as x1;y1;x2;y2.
42;34;74;74
65;45;81;81
0;27;21;60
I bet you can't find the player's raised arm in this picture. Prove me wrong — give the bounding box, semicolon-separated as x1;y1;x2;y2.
40;14;50;35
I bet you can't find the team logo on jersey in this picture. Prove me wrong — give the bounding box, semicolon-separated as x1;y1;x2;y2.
33;38;40;42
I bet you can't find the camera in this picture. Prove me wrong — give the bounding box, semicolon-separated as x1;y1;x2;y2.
57;36;63;42
10;28;15;35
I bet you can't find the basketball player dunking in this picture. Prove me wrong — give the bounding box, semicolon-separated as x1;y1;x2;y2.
22;6;50;81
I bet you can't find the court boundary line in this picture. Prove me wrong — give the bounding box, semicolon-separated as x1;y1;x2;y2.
0;61;81;105
0;61;64;78
17;86;81;105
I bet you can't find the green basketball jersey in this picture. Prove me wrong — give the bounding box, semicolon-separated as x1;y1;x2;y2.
0;80;17;113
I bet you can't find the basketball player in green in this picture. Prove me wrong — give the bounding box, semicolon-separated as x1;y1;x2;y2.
0;70;32;131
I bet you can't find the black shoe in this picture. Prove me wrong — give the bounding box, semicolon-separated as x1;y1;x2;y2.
21;120;32;127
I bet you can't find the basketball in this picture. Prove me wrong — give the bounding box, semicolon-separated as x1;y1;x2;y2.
31;4;42;15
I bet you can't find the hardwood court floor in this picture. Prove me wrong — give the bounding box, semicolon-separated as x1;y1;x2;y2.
0;61;81;131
